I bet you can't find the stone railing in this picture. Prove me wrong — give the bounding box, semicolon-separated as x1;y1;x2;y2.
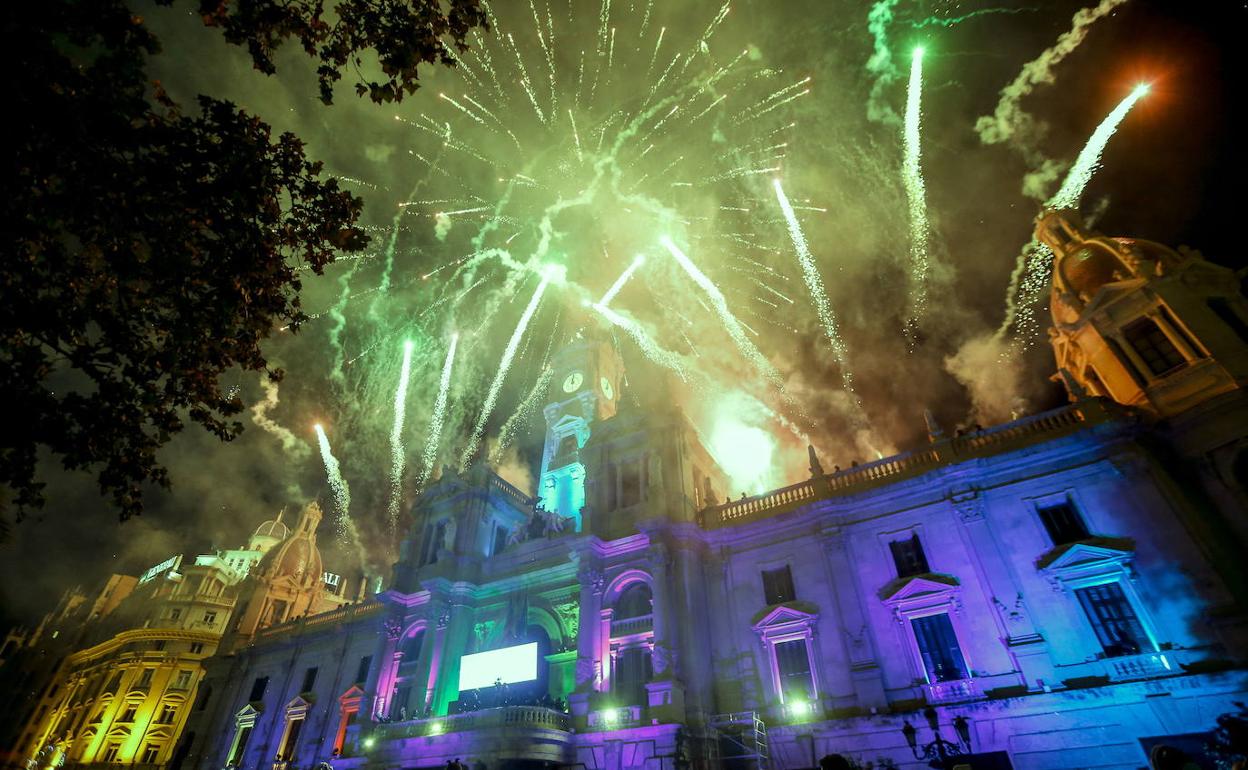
704;401;1113;528
254;601;384;641
488;474;536;510
610;614;653;638
1105;651;1177;681
923;678;978;704
374;706;572;739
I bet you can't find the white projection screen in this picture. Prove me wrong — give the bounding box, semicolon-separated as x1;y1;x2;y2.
458;642;539;691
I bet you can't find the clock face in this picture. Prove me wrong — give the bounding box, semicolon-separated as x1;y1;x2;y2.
562;371;584;393
600;376;614;400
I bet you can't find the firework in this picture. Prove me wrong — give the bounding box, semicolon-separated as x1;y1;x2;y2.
314;424;352;542
660;235;784;392
386;340;415;528
599;254;646;307
461;275;551;469
418;333;460;489
772;179;855;399
902;47;932;336
1000;84;1150;342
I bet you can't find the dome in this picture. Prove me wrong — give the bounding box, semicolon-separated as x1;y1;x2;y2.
1058;240;1130;300
253;517;290;540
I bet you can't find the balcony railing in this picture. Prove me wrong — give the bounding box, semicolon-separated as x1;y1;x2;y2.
1106;651;1176;681
487;474;535;510
923;678;977;704
703;401;1115;527
610;614;653;638
373;706;572;740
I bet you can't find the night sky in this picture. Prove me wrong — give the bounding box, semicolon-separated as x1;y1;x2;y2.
3;0;1244;628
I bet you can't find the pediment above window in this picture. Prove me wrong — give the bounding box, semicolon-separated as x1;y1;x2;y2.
878;574;960;605
1037;538;1134;573
237;702;263;721
751;601;818;637
285;695;313;716
339;685;366;708
1038;538;1136;590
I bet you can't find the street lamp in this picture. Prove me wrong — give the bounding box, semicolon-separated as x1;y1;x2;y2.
901;707;971;767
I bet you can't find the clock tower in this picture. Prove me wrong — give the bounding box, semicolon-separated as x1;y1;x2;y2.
538;333;625;531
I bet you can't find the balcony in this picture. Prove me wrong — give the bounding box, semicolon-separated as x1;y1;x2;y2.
610;614;653;638
373;705;572;740
702;401;1117;528
1105;650;1177;681
923;678;977;704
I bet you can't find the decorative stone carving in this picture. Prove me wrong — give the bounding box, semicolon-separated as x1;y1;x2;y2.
581;567;606;596
473;620;496;651
384;616;403;640
554;600;580;640
437;609;452;629
950;489;985;523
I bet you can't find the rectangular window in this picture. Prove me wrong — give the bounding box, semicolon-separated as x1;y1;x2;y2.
156;705;177;724
119;706;137;723
1209;297;1248;344
492;524;509;557
102;744;121;762
137;668;154;688
1123;317;1187;376
773;638;815;701
170;608;181;621
889;534;930;578
911;613;969;683
620;462;643;508
204;610;218;625
174;670;192;689
355;656;372;685
248;676;269;703
613;647;652;706
279;718;304;761
227;725;252;766
1037;500;1090;545
190;643;204;655
761;565;796;605
141;743;160;763
1075;582;1151;658
153;640;166;651
301;666;318;694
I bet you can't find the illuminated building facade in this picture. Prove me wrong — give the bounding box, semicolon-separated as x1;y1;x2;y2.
10;508;359;770
86;215;1248;767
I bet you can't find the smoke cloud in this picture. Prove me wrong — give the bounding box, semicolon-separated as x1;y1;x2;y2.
975;0;1131;200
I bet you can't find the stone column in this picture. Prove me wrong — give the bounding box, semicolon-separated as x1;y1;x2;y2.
369;614;404;719
574;566;605;692
431;603;474;716
821;530;887;708
648;541;674;676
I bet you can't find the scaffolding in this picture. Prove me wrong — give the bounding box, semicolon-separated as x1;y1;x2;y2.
710;711;769;770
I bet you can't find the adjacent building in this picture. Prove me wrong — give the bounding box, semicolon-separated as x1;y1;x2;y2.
8;508;363;769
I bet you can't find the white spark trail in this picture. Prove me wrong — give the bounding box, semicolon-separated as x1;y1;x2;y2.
418;333;459;489
387;340;415;527
461;276;551;469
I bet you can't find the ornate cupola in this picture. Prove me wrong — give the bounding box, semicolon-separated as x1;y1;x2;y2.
1039;209;1248;418
537;332;625;531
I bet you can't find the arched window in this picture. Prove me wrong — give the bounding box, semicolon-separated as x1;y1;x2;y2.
615;583;652;619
